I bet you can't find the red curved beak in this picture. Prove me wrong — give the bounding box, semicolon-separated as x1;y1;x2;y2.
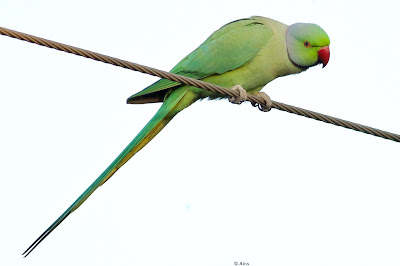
318;46;330;68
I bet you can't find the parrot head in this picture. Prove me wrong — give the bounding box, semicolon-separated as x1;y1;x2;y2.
286;23;330;68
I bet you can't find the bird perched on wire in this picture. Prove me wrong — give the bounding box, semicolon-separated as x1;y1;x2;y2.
23;16;330;256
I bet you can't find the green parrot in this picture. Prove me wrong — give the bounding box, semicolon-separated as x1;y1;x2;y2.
23;16;330;256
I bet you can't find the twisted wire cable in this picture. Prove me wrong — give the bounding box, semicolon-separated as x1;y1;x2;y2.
1;26;399;142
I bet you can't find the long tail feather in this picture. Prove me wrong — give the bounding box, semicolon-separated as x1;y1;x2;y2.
23;87;195;257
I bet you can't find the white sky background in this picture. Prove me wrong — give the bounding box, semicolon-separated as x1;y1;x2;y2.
1;0;399;265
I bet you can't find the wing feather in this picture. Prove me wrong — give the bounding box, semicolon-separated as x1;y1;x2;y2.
127;18;272;104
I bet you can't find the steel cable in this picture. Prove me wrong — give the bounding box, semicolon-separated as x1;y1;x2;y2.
1;26;399;142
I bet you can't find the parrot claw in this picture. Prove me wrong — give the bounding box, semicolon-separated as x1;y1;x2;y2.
229;85;247;104
251;92;272;112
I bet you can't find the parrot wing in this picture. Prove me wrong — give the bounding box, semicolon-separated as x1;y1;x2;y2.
127;18;273;104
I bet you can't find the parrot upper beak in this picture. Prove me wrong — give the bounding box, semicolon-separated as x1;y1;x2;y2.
318;46;330;68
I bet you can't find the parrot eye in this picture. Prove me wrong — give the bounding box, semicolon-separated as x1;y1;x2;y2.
304;41;311;47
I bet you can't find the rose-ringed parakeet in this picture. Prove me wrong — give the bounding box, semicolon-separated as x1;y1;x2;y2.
23;16;330;256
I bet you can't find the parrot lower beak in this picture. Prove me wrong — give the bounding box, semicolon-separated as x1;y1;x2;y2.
318;46;330;68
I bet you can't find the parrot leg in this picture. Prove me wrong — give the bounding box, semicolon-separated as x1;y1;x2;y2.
251;91;272;112
229;85;247;104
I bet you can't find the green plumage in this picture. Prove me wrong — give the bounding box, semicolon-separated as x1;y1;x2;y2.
23;16;330;256
127;17;272;104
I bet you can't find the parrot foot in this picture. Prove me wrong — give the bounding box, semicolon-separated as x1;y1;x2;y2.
251;92;272;112
229;85;247;104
